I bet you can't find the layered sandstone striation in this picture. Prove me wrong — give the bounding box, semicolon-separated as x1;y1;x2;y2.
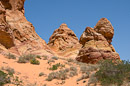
48;23;81;57
76;18;120;63
0;0;53;56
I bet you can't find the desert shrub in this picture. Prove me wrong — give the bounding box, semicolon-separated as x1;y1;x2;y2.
49;63;65;70
42;55;48;60
6;53;16;59
12;76;22;86
77;73;89;82
51;56;58;60
39;72;45;77
30;58;40;65
80;64;99;73
18;54;35;63
47;59;55;64
67;58;74;62
88;73;98;86
96;60;130;86
36;55;41;59
0;70;10;86
69;71;77;77
46;69;69;81
69;66;78;77
70;66;77;72
2;67;15;76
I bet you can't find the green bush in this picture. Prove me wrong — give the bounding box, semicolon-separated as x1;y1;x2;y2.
30;58;40;65
49;63;65;70
96;60;130;86
6;53;16;59
0;70;10;86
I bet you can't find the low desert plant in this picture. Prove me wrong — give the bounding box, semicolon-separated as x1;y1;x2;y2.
51;56;58;60
47;59;55;64
39;72;45;77
42;55;48;60
46;69;69;81
18;54;35;63
88;73;98;86
36;55;41;59
2;67;15;76
6;53;16;59
67;58;74;62
49;63;65;70
96;59;130;86
80;64;99;73
12;76;22;86
30;58;40;65
77;73;89;82
70;66;77;72
0;70;11;86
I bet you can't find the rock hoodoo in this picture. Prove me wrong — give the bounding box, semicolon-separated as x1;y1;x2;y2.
48;23;81;57
0;0;53;56
76;18;120;63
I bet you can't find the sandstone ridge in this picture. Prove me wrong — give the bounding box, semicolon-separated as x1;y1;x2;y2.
0;0;53;56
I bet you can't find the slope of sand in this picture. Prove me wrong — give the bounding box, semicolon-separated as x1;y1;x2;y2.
0;54;100;86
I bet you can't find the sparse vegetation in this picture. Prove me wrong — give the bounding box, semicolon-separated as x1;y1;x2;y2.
0;70;11;86
6;53;16;59
96;59;130;86
30;58;40;65
77;73;89;82
42;55;48;60
88;73;98;86
46;69;68;81
48;59;55;64
49;63;65;70
17;54;40;64
36;55;41;59
51;56;58;60
17;54;35;63
80;64;99;73
1;67;15;76
39;72;45;77
67;58;74;62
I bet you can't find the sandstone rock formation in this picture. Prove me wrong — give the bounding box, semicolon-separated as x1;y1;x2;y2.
0;0;53;56
48;23;81;57
76;18;120;63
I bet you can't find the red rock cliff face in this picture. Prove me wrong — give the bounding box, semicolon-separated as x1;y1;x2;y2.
76;18;120;64
0;0;53;56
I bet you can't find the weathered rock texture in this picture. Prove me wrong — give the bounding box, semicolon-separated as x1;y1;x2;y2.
0;0;53;56
76;18;120;63
48;23;81;57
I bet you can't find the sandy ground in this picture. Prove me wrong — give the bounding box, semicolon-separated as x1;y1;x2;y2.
0;54;100;86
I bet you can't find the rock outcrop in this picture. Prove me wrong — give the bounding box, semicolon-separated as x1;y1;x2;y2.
76;18;120;63
0;0;53;56
48;23;81;57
